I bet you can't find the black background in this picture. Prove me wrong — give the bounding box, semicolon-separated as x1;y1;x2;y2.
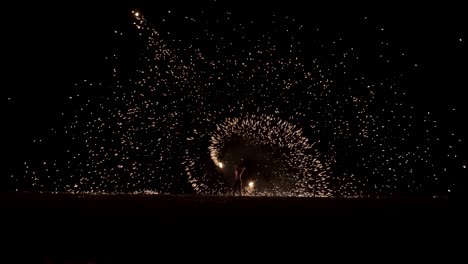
4;1;466;191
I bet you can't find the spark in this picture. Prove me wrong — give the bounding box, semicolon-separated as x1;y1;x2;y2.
12;8;463;197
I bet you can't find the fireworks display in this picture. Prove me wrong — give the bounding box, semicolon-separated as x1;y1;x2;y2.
8;5;466;197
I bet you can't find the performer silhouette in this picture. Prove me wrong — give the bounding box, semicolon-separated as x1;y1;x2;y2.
233;165;246;196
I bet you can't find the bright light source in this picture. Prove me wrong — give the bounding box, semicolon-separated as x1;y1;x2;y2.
248;181;254;188
218;162;223;168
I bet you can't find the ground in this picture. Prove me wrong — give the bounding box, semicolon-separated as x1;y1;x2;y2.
1;193;464;262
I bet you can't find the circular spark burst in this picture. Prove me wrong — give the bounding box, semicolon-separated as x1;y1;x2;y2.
186;114;330;196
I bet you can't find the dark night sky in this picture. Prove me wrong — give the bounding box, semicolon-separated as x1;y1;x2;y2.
4;1;467;193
